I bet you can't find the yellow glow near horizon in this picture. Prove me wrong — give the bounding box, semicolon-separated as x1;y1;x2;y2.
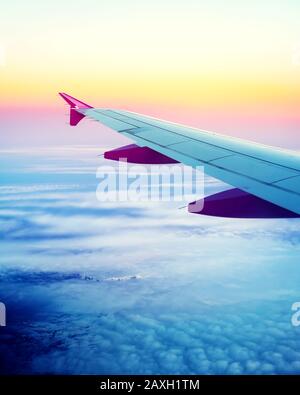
1;0;300;112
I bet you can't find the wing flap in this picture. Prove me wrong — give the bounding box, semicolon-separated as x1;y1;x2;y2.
134;128;188;146
169;140;234;162
275;177;300;194
212;155;298;183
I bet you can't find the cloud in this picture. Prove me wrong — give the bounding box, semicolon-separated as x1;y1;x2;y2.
1;146;300;374
1;296;299;374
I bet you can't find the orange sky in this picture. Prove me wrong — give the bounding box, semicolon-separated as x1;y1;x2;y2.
1;0;300;148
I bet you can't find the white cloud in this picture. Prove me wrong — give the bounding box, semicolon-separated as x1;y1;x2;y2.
1;146;300;374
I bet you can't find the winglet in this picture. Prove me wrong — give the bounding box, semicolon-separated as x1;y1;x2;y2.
59;92;93;126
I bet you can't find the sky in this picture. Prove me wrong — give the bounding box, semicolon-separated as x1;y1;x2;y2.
1;3;300;373
1;0;300;148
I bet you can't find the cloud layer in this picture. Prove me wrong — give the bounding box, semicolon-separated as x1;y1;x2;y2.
1;147;300;374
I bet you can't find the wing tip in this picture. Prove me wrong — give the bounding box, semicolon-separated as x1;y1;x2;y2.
58;92;93;109
58;92;93;126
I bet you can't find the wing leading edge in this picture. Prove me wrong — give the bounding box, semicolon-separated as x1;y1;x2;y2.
59;92;300;216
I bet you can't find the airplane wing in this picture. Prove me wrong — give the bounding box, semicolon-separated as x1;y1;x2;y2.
59;92;300;217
